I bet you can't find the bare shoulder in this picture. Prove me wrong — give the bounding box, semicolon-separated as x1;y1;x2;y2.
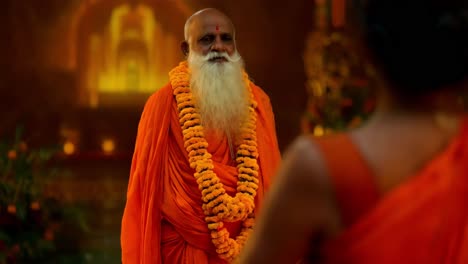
238;135;340;264
274;135;340;234
282;135;331;191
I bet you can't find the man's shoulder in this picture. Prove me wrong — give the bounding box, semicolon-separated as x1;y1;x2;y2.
140;82;173;112
249;82;271;103
145;82;173;103
152;82;173;98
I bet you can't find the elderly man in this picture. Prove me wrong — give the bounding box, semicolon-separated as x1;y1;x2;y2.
121;8;281;264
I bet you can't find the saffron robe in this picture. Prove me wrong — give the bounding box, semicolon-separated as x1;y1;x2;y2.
314;119;468;264
121;82;281;264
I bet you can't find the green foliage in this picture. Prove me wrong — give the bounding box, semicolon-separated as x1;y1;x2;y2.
0;126;88;263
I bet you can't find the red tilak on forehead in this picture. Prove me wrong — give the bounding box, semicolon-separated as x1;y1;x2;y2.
216;24;219;31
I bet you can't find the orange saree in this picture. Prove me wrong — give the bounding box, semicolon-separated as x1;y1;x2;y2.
317;120;468;263
121;81;281;264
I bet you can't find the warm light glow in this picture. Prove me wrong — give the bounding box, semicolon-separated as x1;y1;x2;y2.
95;4;165;94
69;0;191;106
313;125;325;137
102;139;116;154
310;80;324;97
63;141;76;155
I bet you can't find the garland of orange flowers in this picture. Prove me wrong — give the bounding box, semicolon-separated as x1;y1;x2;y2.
169;61;259;261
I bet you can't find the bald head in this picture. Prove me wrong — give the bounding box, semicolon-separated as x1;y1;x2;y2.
184;8;235;41
181;8;237;58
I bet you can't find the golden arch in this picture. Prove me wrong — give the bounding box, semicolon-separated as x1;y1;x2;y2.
68;0;192;107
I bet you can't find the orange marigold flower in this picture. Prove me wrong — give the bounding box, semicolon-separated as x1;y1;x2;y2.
7;204;16;214
18;142;27;152
171;61;259;261
7;150;17;160
30;201;40;210
44;229;54;241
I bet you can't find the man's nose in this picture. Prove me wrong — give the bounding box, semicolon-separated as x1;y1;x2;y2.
211;37;226;52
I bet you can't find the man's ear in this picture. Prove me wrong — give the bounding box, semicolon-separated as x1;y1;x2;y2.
181;41;189;57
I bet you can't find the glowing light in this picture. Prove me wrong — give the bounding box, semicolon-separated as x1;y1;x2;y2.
313;125;325;137
310;80;324;97
63;141;76;155
95;4;163;94
81;2;181;107
102;139;116;154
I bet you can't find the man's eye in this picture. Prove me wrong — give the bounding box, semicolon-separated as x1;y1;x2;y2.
222;35;233;41
200;36;213;43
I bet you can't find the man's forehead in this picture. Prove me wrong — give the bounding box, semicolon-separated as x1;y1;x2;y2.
200;22;233;33
190;14;234;34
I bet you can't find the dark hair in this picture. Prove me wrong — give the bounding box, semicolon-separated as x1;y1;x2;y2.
362;0;468;98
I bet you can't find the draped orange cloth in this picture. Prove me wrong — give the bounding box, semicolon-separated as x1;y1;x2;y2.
315;119;468;264
121;80;281;264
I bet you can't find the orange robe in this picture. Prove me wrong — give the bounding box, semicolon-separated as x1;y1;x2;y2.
314;119;468;263
121;82;281;263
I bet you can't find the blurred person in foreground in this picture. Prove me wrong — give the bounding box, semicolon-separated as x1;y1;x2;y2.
120;8;281;264
239;0;468;263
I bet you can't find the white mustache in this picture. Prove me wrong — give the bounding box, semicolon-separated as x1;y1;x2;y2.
203;51;241;63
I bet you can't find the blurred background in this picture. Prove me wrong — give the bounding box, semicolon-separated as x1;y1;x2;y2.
0;0;375;263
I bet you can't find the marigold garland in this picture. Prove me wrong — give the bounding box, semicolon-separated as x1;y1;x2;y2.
169;61;259;261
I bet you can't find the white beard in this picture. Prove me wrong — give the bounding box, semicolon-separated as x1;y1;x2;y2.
188;50;249;138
